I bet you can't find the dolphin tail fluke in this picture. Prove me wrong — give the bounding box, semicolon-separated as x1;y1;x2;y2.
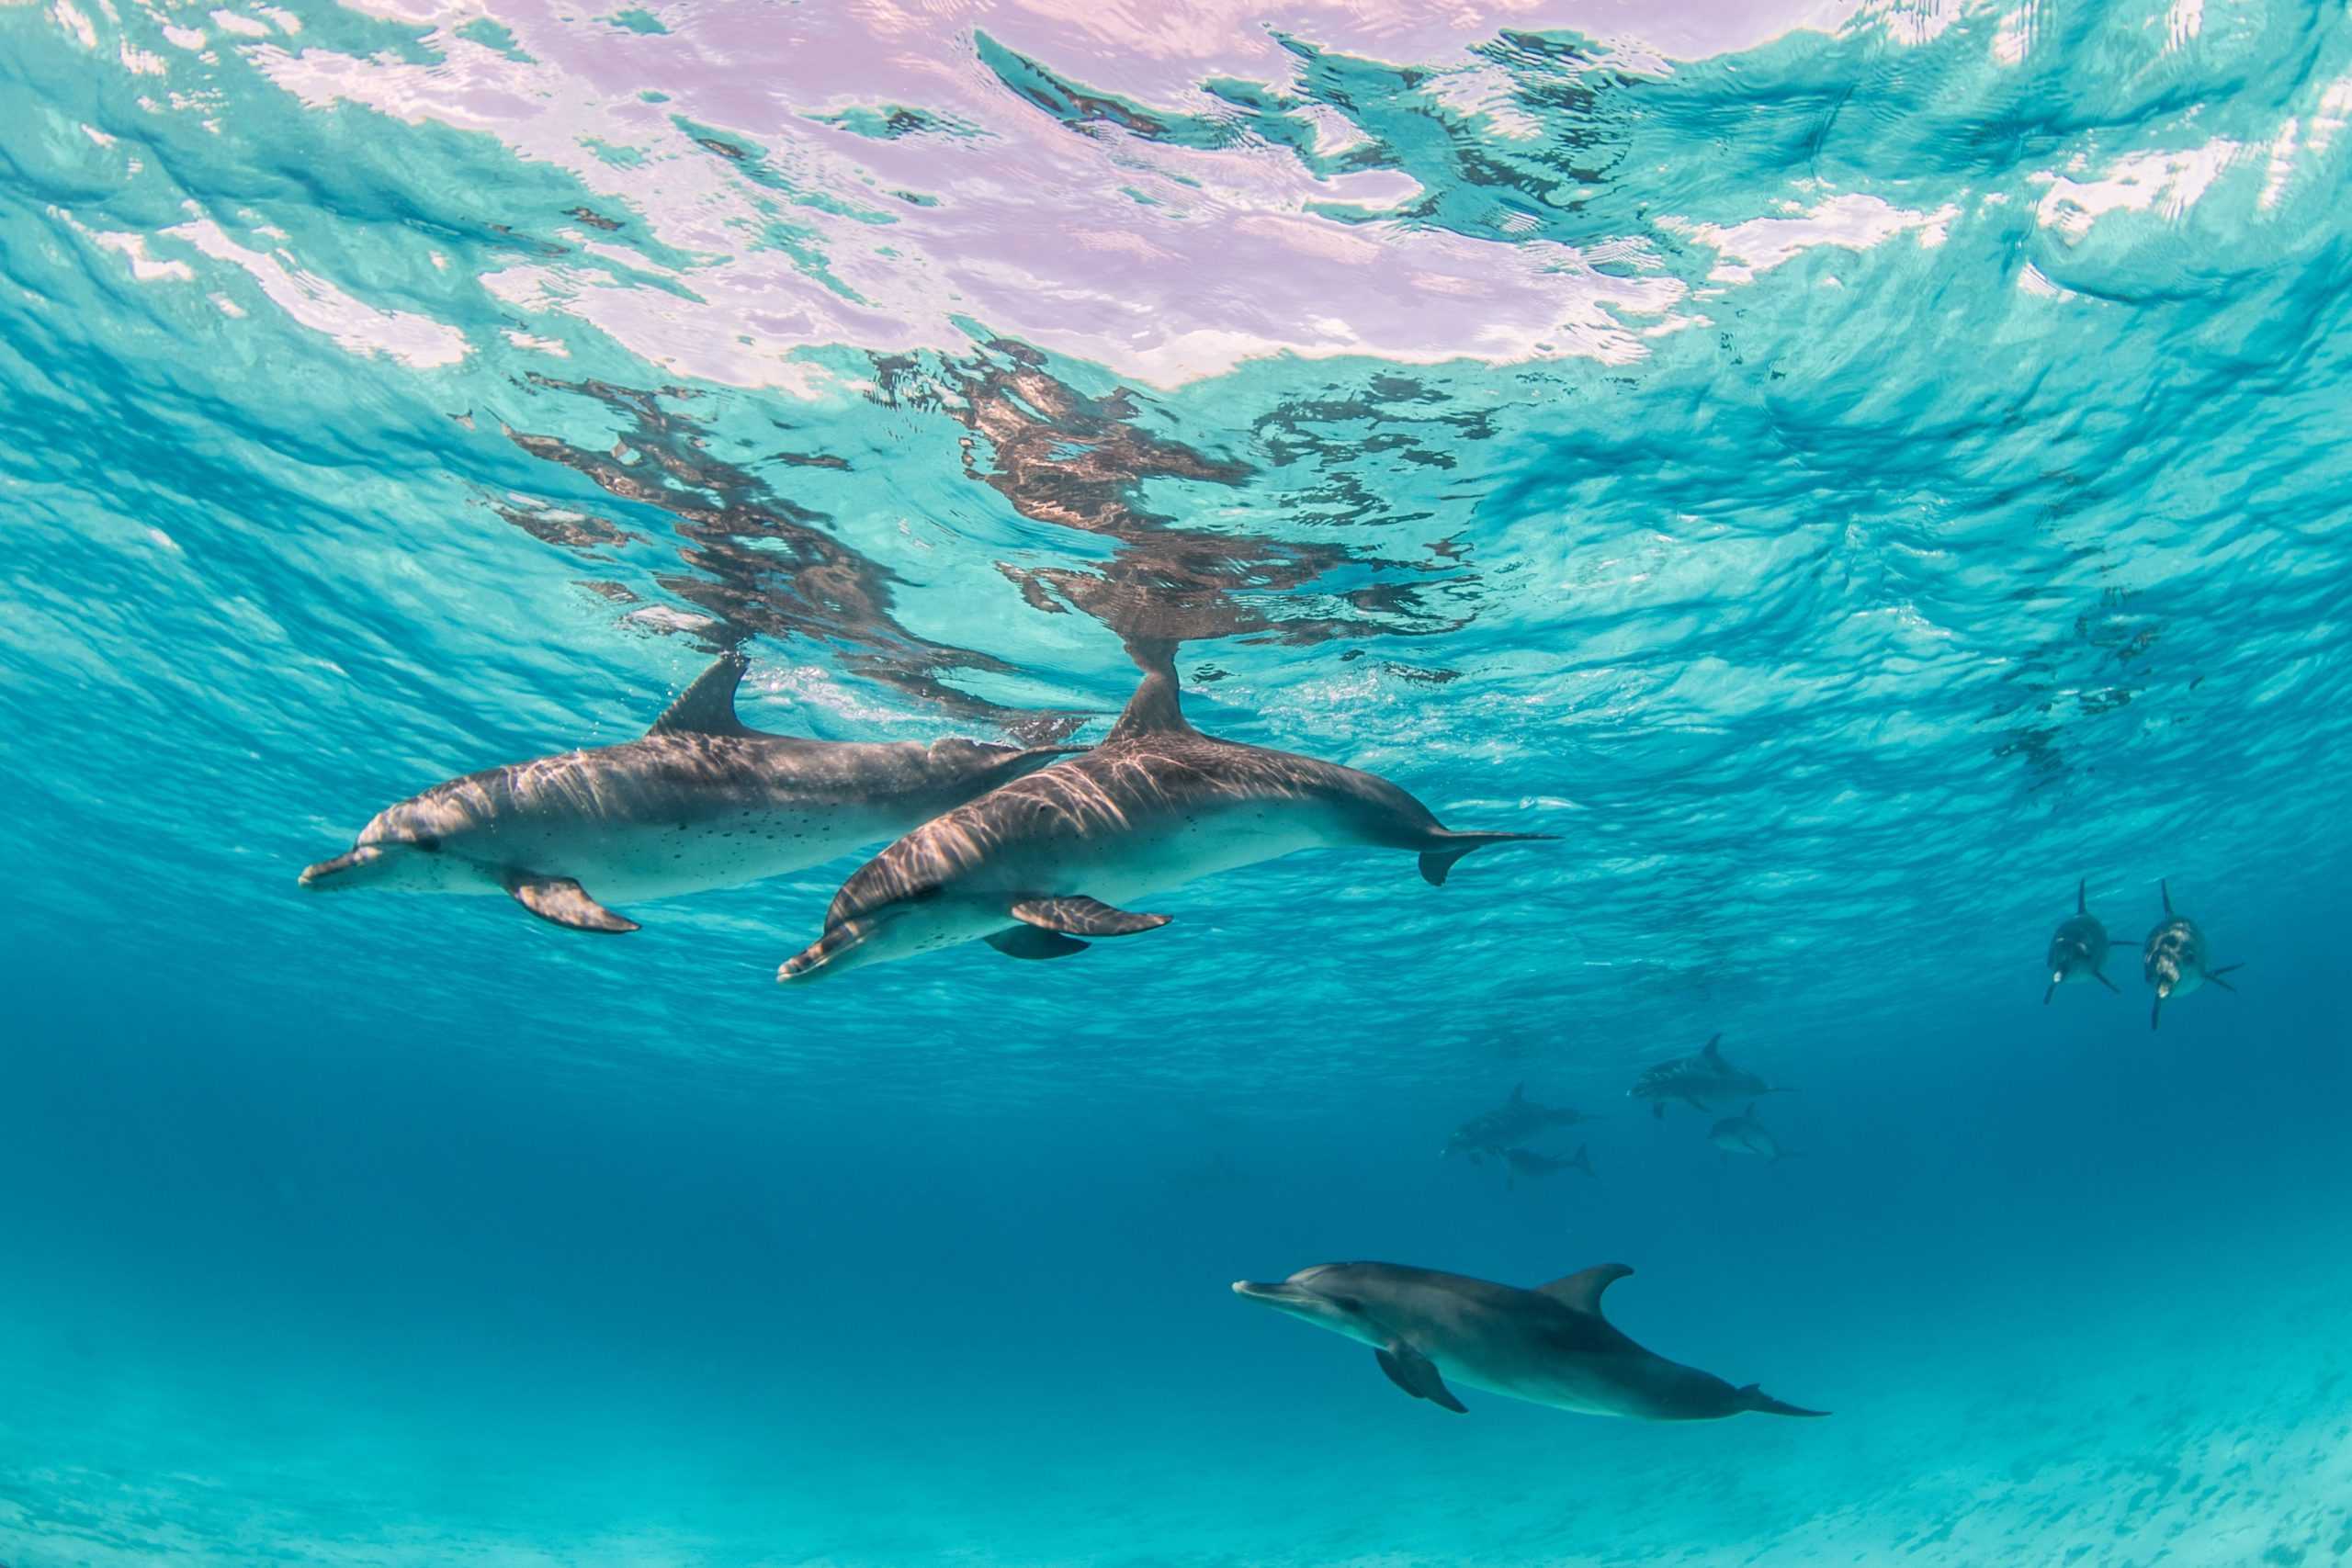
1418;830;1555;887
1737;1384;1828;1418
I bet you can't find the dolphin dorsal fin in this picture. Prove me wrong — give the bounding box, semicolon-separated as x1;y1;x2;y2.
2160;878;2172;915
1702;1033;1724;1063
1536;1263;1632;1316
1104;668;1197;743
1509;1082;1524;1103
650;654;754;739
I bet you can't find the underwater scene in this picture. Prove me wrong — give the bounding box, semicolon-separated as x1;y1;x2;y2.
5;0;2351;1561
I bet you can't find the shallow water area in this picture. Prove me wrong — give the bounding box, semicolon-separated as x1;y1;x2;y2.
4;0;2351;1561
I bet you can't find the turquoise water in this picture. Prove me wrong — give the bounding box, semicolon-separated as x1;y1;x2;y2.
6;0;2352;1560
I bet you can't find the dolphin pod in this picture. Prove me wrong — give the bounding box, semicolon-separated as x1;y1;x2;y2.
2040;879;2241;1029
775;663;1553;982
300;655;1077;932
1233;1261;1826;1421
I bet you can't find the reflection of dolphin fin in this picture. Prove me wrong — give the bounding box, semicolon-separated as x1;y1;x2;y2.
1535;1263;1631;1315
648;653;754;738
1418;830;1554;887
1010;896;1170;936
503;872;639;933
1375;1342;1467;1413
985;927;1090;960
2095;970;2120;994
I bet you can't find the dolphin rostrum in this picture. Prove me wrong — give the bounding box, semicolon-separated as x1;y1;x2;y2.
2046;878;2121;1003
300;654;1076;933
1445;1084;1597;1160
1628;1034;1789;1120
2142;879;2241;1030
1232;1261;1826;1421
776;665;1551;981
1708;1104;1792;1161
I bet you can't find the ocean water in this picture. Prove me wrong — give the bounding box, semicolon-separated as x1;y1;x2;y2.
6;0;2352;1561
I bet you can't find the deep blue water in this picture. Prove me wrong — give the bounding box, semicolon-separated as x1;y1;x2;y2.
6;0;2352;1561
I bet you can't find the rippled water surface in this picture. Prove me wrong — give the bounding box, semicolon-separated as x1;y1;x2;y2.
5;0;2350;1561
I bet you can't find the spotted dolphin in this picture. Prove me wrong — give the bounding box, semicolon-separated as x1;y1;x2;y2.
300;655;1076;933
2045;878;2121;1003
1628;1034;1789;1120
1708;1104;1792;1161
1500;1145;1595;1188
1445;1084;1597;1160
1232;1261;1826;1422
2142;879;2241;1030
776;664;1551;981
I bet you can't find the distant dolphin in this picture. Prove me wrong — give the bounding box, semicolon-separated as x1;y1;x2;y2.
1628;1034;1788;1120
300;655;1076;932
1445;1084;1597;1159
2045;878;2121;1003
1233;1261;1826;1421
1501;1145;1595;1188
777;665;1551;981
1708;1104;1792;1161
2142;879;2241;1030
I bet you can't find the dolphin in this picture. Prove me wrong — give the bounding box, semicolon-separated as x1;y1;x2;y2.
1628;1034;1788;1120
777;664;1551;981
2045;878;2121;1003
1232;1261;1826;1421
300;654;1077;933
1444;1084;1597;1159
1501;1145;1595;1188
2142;879;2241;1030
1708;1104;1792;1161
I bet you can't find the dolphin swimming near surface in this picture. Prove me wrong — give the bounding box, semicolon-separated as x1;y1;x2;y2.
2142;880;2241;1031
2045;878;2121;1003
1232;1261;1826;1421
300;655;1078;932
1628;1034;1788;1119
1501;1145;1595;1188
776;661;1551;981
1708;1104;1792;1161
1444;1084;1597;1159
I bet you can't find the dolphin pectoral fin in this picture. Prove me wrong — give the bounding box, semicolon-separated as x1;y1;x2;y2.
1009;896;1170;937
1375;1343;1467;1414
503;872;639;933
2150;996;2163;1030
1535;1263;1632;1315
984;927;1091;961
2095;970;2120;994
2208;964;2243;991
2042;979;2054;1004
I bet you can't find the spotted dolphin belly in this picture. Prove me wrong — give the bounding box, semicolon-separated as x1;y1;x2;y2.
464;806;899;902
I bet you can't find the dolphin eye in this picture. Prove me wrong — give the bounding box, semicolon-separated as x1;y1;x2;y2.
1329;1295;1364;1315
